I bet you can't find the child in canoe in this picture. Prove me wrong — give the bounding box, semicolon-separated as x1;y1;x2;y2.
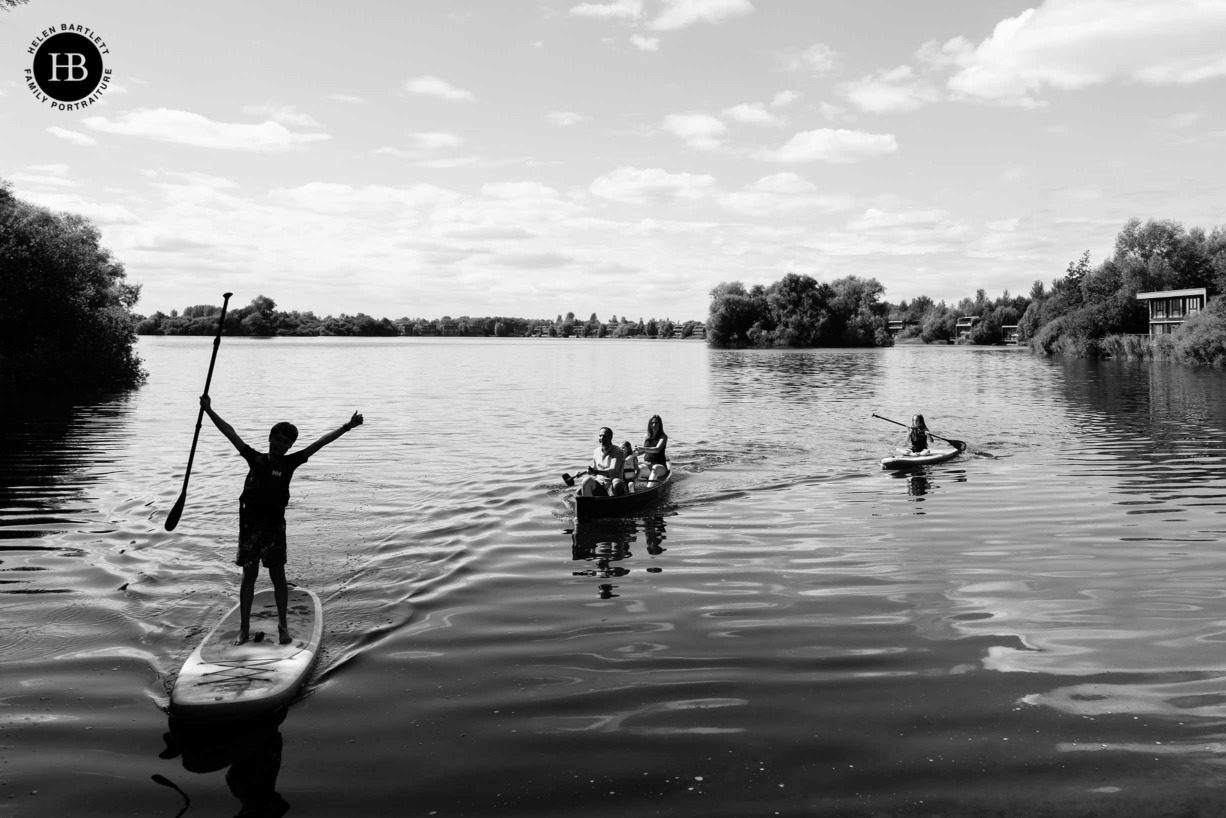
201;396;363;645
621;441;640;492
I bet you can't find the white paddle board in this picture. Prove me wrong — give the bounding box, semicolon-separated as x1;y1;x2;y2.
170;587;323;721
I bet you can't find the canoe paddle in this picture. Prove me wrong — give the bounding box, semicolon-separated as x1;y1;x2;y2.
164;292;232;531
871;413;967;452
562;469;592;487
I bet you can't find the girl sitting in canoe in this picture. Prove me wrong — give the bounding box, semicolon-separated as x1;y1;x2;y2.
634;414;669;486
621;441;640;492
906;414;931;453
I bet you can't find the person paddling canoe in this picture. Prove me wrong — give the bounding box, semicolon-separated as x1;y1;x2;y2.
576;427;627;497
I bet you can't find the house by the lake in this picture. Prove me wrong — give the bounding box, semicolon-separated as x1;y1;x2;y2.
1135;287;1207;336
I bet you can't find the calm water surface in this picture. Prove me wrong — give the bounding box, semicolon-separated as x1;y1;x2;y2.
5;337;1226;816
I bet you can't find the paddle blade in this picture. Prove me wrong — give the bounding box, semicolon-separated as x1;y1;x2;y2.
164;491;186;531
948;439;967;452
562;473;576;487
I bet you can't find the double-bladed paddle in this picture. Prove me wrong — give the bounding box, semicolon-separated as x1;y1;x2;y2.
872;413;967;452
165;293;233;531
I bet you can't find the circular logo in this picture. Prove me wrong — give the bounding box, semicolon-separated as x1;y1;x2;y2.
32;32;104;103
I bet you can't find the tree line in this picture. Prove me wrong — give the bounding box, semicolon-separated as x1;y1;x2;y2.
706;218;1226;362
9;164;1226;402
136;302;705;340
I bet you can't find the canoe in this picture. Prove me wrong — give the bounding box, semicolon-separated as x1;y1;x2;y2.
881;447;961;470
170;587;323;722
575;462;672;519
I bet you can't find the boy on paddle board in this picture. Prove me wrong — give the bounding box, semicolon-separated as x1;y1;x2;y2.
201;396;363;644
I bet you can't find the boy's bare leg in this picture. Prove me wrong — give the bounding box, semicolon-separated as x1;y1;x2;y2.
269;564;291;644
233;563;260;645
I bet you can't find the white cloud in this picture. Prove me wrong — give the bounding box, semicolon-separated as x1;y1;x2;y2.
831;207;972;255
722;102;784;126
788;42;838;74
547;111;590;126
47;126;97;146
757;129;898;163
404;75;476;102
662;112;727;150
481;181;560;200
818;101;852;121
590;166;717;204
843;65;940;113
630;34;660;51
648;0;754;31
11;164;73;188
1160;110;1208;129
82;109;330;151
147;170;239;190
718;173;854;216
408;132;463;149
241;103;322;128
771;90;799;108
272;182;458;215
569;0;643;20
328;94;364;104
941;0;1226;106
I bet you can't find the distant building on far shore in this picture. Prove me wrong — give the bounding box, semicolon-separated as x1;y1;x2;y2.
955;316;979;340
1136;287;1207;336
1002;325;1020;345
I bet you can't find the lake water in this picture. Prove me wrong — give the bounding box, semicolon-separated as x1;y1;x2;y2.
6;337;1226;817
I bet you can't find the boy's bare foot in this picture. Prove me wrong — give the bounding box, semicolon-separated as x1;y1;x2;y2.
278;625;292;645
232;629;249;646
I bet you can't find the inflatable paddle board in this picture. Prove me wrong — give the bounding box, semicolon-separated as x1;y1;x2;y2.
881;447;962;470
170;587;323;721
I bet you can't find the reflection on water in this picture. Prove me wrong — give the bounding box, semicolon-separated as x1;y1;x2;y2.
11;339;1226;815
162;712;290;817
569;517;669;597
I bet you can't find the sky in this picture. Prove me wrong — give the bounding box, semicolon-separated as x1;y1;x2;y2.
3;0;1225;322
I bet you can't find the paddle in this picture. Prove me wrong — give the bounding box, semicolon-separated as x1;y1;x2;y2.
164;292;233;531
152;774;190;818
871;413;966;452
562;469;592;487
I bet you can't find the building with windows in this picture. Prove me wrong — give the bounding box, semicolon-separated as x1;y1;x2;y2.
1135;287;1207;336
955;316;979;340
887;319;916;338
1002;325;1020;345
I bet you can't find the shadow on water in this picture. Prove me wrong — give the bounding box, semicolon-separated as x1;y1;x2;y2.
158;711;291;818
567;516;669;598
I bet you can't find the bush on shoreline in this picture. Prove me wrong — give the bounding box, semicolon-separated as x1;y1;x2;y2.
0;181;146;392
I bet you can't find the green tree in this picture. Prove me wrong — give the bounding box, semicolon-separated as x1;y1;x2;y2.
0;181;146;391
706;281;763;347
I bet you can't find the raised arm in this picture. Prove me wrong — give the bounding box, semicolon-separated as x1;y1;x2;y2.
200;396;247;452
299;411;364;458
